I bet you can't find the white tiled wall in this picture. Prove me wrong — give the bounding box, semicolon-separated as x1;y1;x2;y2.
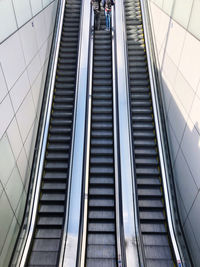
0;0;58;266
149;1;200;265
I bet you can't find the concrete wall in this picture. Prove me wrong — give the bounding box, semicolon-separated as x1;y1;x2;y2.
0;0;58;266
148;0;200;265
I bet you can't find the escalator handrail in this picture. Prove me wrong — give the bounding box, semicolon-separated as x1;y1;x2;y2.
140;0;184;265
79;5;94;267
15;0;67;266
111;4;124;267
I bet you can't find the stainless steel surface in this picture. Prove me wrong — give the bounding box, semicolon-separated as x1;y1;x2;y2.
115;0;139;265
58;0;87;266
79;8;94;267
112;6;123;267
15;1;66;266
140;0;183;265
62;0;91;265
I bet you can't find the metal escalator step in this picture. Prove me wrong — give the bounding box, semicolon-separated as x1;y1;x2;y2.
49;128;71;135
89;199;114;208
55;82;75;89
139;199;164;209
141;223;167;233
133;131;155;138
43;172;67;180
132;107;152;113
134;139;156;147
135;158;158;165
86;259;116;267
93;67;112;73
130;80;149;86
28;251;57;265
45;162;68;170
87;245;116;258
129;57;146;64
41;182;66;191
48;135;71;143
89;187;114;196
134;148;157;156
92;114;112;122
53;103;73;110
137;178;161;186
93;61;112;68
37;216;63;226
132;123;154;131
88;233;115;245
89;211;115;220
93;73;112;80
140;211;165;221
93;92;112;99
92;122;112;130
143;234;169;246
47;143;70;151
136;168;160;176
92;130;113;138
88;223;115;232
91;147;113;154
132;115;153;122
46;153;69;160
131;87;149;93
35;229;62;239
146;259;174;267
90;157;113;164
138;188;162;197
90;177;114;185
53;96;74;103
144;245;172;260
92;106;112;114
134;149;157;157
39;205;64;214
91;139;113;146
40;193;65;202
32;239;60;251
92;100;112;107
52;110;73;118
131;100;151;107
90;167;114;176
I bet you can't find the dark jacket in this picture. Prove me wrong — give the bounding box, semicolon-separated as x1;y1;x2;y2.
91;0;101;13
102;0;114;11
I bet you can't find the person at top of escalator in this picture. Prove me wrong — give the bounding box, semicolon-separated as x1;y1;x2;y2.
91;0;101;30
102;0;114;31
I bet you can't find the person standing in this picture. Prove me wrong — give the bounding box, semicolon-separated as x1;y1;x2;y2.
91;0;101;30
102;0;114;31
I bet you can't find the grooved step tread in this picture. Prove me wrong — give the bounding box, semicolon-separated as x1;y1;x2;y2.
125;0;174;264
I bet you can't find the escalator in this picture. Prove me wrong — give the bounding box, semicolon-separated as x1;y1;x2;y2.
125;0;176;266
25;0;81;265
84;11;118;267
